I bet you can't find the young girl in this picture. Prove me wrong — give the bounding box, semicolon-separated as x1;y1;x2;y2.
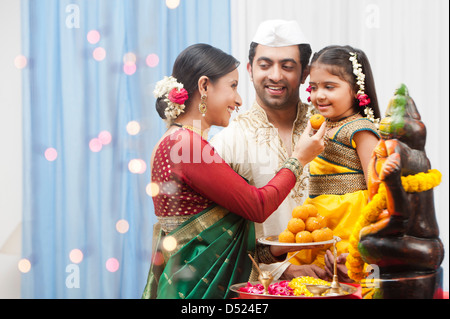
292;45;381;281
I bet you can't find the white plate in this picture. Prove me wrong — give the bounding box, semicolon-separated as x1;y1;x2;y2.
258;235;340;249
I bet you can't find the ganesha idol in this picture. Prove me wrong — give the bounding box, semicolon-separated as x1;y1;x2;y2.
346;84;444;299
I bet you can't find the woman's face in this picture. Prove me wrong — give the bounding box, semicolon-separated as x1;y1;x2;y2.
205;68;242;127
309;64;356;121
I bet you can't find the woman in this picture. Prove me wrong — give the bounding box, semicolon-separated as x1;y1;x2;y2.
142;43;325;299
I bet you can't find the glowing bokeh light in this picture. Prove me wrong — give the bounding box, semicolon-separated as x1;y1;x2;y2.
18;259;31;273
163;236;177;252
44;147;58;161
123;62;137;75
123;52;137;64
146;182;160;197
166;0;181;9
146;53;159;68
93;47;106;61
98;130;112;145
87;30;101;44
128;159;147;174
106;258;120;272
126;121;141;136
14;55;27;69
116;219;130;234
89;138;103;152
69;249;84;264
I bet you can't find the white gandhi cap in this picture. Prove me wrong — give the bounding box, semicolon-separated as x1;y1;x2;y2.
252;20;309;47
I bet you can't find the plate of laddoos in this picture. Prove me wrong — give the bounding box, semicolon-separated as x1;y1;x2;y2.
258;204;339;249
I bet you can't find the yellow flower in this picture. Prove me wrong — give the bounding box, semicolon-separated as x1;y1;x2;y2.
347;169;442;282
289;276;330;297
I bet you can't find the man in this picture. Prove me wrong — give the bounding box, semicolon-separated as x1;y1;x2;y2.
211;20;327;280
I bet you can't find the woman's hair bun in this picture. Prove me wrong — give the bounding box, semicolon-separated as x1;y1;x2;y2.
155;97;168;120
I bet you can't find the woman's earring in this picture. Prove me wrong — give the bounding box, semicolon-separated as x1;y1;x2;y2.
199;94;207;117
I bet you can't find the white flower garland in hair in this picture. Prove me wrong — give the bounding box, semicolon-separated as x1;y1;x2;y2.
349;53;367;98
364;107;380;128
349;52;380;128
153;76;189;121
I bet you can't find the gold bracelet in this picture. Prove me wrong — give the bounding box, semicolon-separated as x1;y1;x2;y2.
280;157;303;179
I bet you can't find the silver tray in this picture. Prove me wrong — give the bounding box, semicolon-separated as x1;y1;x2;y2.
258;235;340;250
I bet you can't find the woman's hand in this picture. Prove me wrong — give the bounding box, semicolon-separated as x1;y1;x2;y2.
292;121;326;167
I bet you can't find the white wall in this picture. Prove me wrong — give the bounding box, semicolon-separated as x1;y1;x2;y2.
0;0;22;299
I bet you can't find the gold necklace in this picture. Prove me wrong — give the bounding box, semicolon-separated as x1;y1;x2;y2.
172;123;208;139
326;113;361;129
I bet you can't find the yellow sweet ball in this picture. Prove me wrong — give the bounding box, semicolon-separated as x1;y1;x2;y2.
287;218;306;234
295;231;314;243
292;206;309;221
316;214;327;228
310;114;326;130
311;227;334;242
305;217;322;232
278;229;295;243
304;204;318;217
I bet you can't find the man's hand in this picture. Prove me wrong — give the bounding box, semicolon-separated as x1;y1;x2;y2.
324;251;353;283
280;264;330;281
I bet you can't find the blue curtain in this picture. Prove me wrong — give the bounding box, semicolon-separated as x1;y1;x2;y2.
21;0;231;299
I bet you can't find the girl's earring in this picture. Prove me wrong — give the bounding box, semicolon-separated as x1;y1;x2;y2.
199;94;207;117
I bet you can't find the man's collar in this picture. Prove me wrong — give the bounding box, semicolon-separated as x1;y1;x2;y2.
251;100;306;126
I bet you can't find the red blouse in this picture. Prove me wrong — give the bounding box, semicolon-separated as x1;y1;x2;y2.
152;128;296;223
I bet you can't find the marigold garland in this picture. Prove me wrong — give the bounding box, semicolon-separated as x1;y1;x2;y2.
346;169;442;281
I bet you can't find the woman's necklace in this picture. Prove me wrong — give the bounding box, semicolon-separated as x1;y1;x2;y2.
171;122;208;139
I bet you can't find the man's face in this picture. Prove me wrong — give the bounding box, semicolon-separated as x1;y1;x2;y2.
248;45;304;110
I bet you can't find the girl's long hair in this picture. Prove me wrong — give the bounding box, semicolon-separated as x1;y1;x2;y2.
310;45;381;119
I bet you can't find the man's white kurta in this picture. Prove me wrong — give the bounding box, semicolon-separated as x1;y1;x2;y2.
211;101;310;279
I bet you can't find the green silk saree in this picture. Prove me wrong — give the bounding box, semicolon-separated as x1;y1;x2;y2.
142;206;255;299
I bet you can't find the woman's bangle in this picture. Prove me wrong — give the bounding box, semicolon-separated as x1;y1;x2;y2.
256;244;287;264
280;157;303;179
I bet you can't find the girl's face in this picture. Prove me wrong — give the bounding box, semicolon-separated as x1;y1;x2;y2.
205;68;242;127
309;65;357;121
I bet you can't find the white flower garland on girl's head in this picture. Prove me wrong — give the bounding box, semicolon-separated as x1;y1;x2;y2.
349;52;380;128
154;76;189;122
